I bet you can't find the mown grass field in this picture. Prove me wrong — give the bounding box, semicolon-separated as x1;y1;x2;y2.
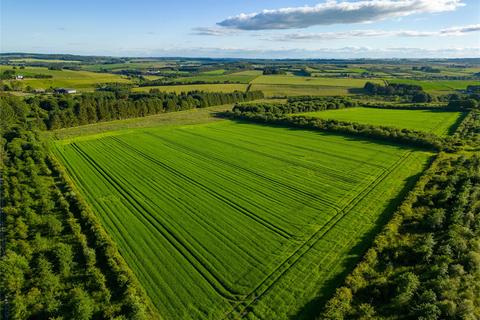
132;83;248;93
387;78;478;93
0;66;131;90
176;71;260;84
250;75;383;97
298;107;464;136
250;84;351;97
52;119;432;319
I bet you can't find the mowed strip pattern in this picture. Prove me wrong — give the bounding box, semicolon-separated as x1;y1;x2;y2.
53;121;431;319
298;107;464;136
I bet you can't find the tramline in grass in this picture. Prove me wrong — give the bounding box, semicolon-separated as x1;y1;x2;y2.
53;120;432;319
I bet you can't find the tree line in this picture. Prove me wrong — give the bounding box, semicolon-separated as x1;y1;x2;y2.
26;90;264;130
137;79;242;87
321;153;480;319
232;96;358;115
223;111;447;151
0;96;154;319
364;82;432;103
453;109;480;149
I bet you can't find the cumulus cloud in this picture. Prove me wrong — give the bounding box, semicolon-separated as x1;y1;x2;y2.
271;24;480;40
217;0;465;30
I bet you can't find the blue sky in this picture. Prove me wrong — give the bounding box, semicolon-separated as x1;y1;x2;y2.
1;0;479;58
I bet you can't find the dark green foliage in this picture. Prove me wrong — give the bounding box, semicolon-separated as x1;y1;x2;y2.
232;96;357;114
364;81;432;103
0;101;153;319
453;110;480;148
262;67;286;75
321;154;480;319
26;90;264;129
223;110;448;151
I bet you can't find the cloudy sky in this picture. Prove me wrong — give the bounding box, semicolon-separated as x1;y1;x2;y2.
1;0;479;58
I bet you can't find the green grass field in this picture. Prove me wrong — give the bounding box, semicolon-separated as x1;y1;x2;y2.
250;75;383;97
298;107;464;136
132;83;248;93
52;119;432;319
0;66;131;90
387;78;478;93
252;75;382;87
250;84;351;97
176;72;259;84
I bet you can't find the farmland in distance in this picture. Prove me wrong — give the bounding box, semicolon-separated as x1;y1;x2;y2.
297;107;465;136
52;120;432;319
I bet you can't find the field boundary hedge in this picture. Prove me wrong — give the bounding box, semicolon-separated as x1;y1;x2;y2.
220;111;449;151
48;153;159;318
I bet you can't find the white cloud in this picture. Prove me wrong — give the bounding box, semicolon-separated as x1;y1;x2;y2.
270;24;480;40
217;0;465;30
191;27;239;36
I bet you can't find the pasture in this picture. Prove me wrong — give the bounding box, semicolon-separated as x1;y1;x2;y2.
132;83;248;93
53;120;431;319
0;66;130;90
250;75;383;97
298;107;464;136
176;71;261;84
387;78;478;93
250;84;351;97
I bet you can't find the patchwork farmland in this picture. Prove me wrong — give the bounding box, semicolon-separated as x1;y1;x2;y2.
53;120;432;319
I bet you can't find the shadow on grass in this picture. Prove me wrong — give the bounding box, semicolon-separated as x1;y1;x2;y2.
288;165;429;319
215;114;432;153
448;111;468;136
213;112;434;319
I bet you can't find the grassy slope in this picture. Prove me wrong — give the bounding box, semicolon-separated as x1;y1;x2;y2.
52;117;432;319
297;107;464;136
0;65;130;90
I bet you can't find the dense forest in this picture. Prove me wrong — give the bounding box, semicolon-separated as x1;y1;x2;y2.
0;96;153;319
364;82;433;103
321;153;480;319
26;90;264;130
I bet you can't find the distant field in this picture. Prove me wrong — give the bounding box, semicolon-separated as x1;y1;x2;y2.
9;58;81;63
81;61;171;72
250;84;351;97
387;78;477;93
132;83;248;93
250;75;383;97
176;71;260;84
298;107;464;136
53;120;431;319
0;66;130;90
252;75;383;87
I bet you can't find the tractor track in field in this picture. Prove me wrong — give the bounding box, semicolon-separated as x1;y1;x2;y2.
70;143;244;301
143;131;342;210
110;136;294;239
58;126;420;319
222;150;413;319
139;132;340;213
179;127;367;184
